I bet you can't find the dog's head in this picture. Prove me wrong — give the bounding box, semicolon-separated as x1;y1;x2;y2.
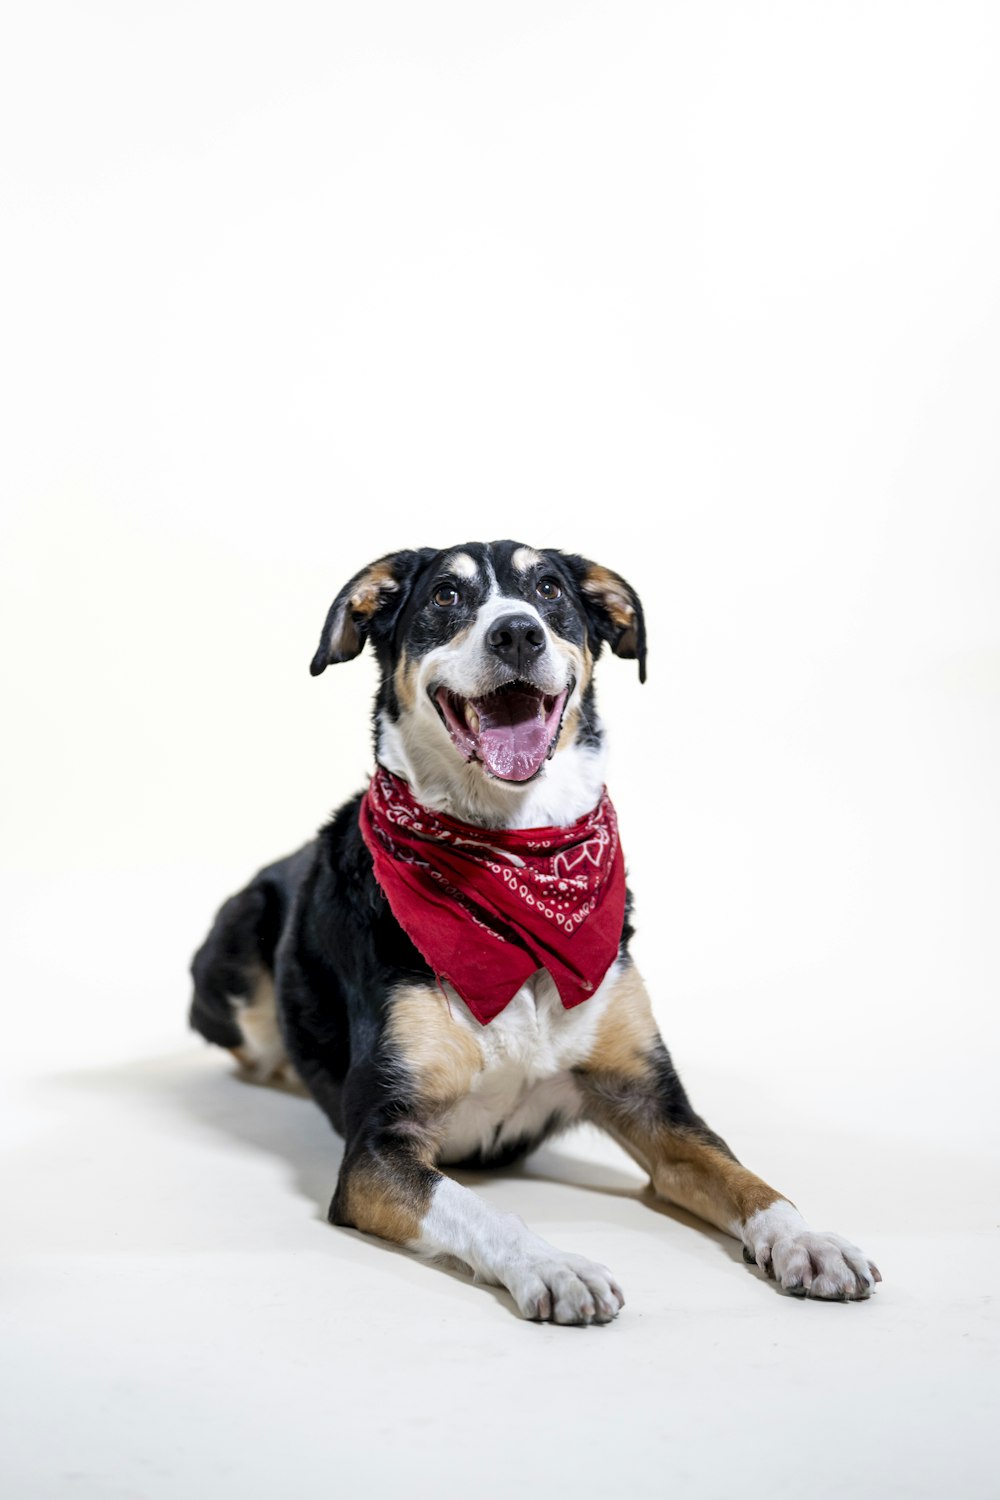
310;541;644;819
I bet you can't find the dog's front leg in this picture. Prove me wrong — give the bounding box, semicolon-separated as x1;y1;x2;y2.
330;1128;624;1325
576;965;881;1300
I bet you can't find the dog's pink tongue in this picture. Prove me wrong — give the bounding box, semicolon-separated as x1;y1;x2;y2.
475;689;550;782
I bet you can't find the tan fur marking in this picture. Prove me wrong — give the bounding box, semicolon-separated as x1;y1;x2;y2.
350;561;399;617
557;704;581;748
583;963;660;1079
581;565;635;631
582;564;640;657
386;984;484;1106
643;1133;782;1229
394;649;419;712
581;965;783;1231
445;619;477;651
226;970;294;1083
339;1158;428;1244
553;641;593;755
597;1109;783;1232
235;972;281;1056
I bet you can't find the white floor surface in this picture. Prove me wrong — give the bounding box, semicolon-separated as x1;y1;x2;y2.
3;1035;995;1499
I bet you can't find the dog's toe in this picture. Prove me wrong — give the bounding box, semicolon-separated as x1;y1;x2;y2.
743;1203;880;1303
509;1252;624;1326
770;1231;879;1301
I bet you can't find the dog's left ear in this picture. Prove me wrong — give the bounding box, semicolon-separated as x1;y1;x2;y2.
309;549;434;675
559;554;647;683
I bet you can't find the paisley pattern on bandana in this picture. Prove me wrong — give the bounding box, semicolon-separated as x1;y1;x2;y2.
358;766;628;1025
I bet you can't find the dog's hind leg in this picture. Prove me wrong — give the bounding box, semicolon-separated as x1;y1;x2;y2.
190;849;313;1083
574;962;881;1301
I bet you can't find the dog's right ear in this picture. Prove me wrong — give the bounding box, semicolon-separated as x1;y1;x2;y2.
309;549;434;675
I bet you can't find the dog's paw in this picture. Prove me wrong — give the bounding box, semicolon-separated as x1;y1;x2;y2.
756;1230;881;1300
505;1251;625;1325
743;1202;881;1301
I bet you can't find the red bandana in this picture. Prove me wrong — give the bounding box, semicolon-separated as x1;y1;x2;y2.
358;766;627;1026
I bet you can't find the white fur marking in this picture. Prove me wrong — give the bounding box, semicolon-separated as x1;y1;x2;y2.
414;1176;624;1324
444;551;479;580
511;546;543;573
739;1200;880;1300
434;966;617;1163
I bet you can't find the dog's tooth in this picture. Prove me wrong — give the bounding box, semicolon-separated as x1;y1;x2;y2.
464;703;480;734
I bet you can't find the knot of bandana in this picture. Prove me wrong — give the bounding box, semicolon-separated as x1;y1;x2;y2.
358;765;627;1026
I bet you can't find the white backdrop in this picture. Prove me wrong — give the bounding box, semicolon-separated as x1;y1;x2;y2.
4;2;997;1118
3;6;999;1497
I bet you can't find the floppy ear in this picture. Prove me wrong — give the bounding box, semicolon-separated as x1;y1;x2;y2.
560;555;647;683
309;549;434;676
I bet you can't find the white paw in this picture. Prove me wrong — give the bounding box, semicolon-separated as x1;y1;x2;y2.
743;1202;881;1301
505;1251;625;1325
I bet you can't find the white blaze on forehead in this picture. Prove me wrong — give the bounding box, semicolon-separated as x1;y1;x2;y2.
511;546;543;573
443;551;480;580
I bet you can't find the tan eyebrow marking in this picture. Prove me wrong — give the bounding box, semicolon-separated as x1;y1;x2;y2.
511;546;543;573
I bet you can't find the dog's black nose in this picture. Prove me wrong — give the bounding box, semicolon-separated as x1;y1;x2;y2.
486;613;546;673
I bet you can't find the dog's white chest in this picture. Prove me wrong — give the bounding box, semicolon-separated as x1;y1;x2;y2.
435;969;613;1165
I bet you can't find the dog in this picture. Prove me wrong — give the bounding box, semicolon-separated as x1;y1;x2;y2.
190;539;880;1323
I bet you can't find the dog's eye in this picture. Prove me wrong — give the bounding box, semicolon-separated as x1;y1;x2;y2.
433;583;460;608
536;577;562;601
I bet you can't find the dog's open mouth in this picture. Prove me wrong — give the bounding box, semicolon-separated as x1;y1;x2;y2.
434;682;570;783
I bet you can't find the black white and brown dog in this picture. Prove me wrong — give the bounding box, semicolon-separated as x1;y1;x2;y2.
190;539;880;1324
